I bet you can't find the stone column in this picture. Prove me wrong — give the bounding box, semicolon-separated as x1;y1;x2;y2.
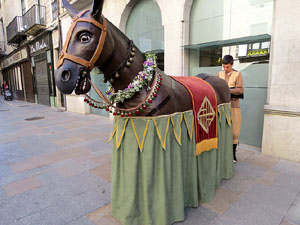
262;0;300;162
159;0;192;76
163;20;185;76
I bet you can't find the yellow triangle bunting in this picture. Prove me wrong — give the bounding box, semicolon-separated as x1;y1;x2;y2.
153;117;170;150
225;104;232;126
116;118;129;149
170;113;183;145
218;105;225;123
183;112;194;140
108;117;117;142
130;118;150;152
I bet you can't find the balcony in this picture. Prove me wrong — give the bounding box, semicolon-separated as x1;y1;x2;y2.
23;4;46;36
0;41;6;57
6;16;26;44
69;0;93;11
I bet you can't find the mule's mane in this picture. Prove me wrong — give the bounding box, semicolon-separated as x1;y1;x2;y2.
106;19;130;43
96;16;145;92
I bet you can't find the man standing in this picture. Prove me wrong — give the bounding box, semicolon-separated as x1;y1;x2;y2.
217;55;244;163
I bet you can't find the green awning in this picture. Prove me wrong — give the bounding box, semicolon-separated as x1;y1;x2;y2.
184;34;271;49
144;49;164;54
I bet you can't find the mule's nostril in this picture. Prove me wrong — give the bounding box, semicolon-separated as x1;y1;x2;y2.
61;70;71;82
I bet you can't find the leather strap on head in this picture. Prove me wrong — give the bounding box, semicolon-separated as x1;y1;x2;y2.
57;10;107;70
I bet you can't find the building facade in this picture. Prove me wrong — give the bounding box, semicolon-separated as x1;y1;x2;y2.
261;0;300;162
1;0;299;161
59;0;273;148
0;0;60;107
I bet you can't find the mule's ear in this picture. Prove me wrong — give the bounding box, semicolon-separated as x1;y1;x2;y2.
90;0;104;21
62;0;78;18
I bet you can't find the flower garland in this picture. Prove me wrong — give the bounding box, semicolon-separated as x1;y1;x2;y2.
84;52;162;117
105;52;157;104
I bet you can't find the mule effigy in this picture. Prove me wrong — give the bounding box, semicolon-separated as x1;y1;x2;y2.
55;1;234;225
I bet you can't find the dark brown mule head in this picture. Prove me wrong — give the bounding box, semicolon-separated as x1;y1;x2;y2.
55;0;113;95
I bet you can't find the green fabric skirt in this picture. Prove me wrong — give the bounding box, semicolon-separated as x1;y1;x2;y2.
110;103;233;225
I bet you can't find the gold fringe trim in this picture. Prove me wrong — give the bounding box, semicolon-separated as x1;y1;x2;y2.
196;138;218;155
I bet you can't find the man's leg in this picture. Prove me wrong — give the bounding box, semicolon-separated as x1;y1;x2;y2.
232;108;241;162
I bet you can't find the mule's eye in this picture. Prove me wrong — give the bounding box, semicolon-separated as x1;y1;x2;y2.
79;33;91;43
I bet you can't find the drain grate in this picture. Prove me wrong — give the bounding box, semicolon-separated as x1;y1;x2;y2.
0;109;10;112
25;117;45;121
19;105;30;107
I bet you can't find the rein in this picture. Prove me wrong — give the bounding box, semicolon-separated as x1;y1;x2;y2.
86;71;162;116
57;10;164;116
57;10;108;71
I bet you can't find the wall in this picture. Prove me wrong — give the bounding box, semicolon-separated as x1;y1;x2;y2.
0;0;22;55
223;0;273;40
103;0;193;76
262;0;300;162
58;0;193;114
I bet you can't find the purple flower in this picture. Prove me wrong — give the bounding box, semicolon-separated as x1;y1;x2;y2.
144;61;153;66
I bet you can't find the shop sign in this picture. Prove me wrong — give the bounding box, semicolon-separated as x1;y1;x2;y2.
30;39;48;54
238;41;270;58
30;34;50;54
1;48;28;69
247;48;269;56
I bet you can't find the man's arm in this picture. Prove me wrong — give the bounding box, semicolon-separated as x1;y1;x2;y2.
230;72;244;95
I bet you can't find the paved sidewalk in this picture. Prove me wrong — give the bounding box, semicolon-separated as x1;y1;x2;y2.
1;96;300;225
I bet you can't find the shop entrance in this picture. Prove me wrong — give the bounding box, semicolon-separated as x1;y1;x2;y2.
35;59;50;106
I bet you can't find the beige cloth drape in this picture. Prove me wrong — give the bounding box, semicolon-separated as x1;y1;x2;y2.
231;107;241;144
218;70;244;144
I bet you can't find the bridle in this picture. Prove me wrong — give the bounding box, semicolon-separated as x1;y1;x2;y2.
56;10;168;116
57;10;107;71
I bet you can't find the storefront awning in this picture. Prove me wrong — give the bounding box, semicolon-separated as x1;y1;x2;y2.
184;34;271;49
143;49;164;54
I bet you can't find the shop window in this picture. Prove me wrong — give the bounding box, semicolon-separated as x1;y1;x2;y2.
17;67;23;91
37;0;45;5
125;0;164;71
21;0;26;15
199;47;222;67
52;0;58;21
238;41;270;63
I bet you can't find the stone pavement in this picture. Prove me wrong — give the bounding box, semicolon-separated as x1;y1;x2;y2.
0;96;300;225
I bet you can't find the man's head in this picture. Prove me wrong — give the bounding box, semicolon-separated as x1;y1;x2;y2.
222;55;234;73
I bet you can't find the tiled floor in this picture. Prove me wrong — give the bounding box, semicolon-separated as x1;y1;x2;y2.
1;97;300;225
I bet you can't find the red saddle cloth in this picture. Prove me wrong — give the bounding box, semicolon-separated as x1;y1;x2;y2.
172;76;218;155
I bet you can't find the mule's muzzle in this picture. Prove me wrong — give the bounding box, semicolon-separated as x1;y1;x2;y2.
55;61;84;94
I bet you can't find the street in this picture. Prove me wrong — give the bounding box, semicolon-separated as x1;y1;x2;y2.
1;96;300;225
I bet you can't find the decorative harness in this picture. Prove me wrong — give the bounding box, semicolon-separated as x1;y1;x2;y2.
57;10;170;116
57;10;107;70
